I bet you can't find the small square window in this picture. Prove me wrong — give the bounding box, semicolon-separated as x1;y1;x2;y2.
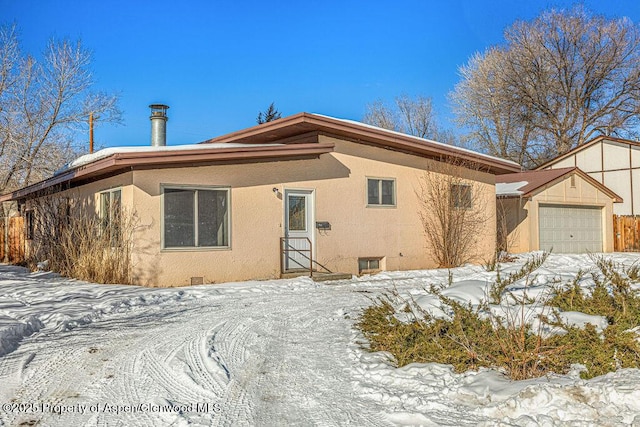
451;184;472;209
358;257;382;274
367;178;396;206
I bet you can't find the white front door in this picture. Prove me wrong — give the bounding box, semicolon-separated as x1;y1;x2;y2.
284;189;314;270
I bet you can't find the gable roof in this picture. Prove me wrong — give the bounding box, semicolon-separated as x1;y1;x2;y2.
204;113;521;175
536;135;640;170
1;112;521;203
496;167;622;202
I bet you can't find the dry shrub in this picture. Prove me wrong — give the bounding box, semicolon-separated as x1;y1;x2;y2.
416;157;490;268
27;193;137;285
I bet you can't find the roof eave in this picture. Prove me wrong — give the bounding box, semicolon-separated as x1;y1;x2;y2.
205;113;522;175
0;142;334;202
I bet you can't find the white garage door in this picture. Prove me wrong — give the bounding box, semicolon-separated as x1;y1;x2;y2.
538;205;603;253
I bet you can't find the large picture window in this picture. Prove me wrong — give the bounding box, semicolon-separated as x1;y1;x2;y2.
367;178;396;206
163;187;229;248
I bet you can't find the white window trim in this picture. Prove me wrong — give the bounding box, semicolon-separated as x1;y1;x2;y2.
161;184;232;251
99;187;122;218
366;177;397;208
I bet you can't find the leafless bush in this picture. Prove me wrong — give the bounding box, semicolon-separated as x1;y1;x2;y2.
27;193;137;284
416;159;490;268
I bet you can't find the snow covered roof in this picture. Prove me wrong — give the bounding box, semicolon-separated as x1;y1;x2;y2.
0;141;334;202
55;143;283;176
2;111;523;203
495;181;528;197
204;113;522;175
313;113;521;169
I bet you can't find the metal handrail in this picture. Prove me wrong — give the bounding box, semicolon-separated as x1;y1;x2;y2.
280;237;313;277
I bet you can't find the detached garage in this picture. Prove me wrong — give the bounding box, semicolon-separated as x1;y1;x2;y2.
496;167;622;254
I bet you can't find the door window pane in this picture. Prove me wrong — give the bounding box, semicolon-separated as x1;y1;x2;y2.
288;195;306;231
164;189;195;247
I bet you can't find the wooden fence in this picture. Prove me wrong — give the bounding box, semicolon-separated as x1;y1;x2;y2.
614;215;640;252
0;216;25;264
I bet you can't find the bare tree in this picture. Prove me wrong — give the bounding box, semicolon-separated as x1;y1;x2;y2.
0;24;121;195
451;6;640;167
451;49;537;166
416;159;490;268
363;95;457;144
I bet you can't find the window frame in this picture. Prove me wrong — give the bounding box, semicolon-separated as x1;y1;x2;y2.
358;257;383;274
161;184;231;251
366;177;396;208
25;210;34;240
450;183;472;210
99;188;122;244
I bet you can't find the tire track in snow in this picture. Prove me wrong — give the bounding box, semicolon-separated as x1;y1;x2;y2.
1;282;389;426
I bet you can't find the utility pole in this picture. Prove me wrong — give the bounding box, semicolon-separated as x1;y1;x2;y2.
89;112;94;154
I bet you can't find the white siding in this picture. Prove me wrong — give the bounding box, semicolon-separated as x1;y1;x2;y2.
603;141;631;171
552;157;576;169
631;145;640;169
587;172;603;183
604;170;632;215
575;143;603;172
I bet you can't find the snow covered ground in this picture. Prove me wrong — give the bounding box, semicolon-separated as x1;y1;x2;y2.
0;254;640;426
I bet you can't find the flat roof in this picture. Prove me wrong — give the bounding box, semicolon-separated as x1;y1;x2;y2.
0;142;333;202
1;112;522;203
204;113;522;175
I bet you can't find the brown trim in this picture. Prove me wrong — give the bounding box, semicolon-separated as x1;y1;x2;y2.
601;141;604;184
0;142;334;202
204;113;521;175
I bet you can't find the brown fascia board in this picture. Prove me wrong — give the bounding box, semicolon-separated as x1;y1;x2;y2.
0;142;334;202
535;135;640;171
203;113;522;175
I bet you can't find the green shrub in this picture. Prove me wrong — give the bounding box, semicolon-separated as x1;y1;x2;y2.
357;254;640;380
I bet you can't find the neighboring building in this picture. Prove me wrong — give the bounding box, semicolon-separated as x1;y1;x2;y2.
537;136;640;216
0;112;520;287
496;168;621;254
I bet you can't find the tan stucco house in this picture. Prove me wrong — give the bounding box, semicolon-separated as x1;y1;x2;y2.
1;112;520;286
496;167;621;254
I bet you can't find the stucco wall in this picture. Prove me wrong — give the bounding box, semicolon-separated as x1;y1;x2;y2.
125;137;497;286
504;172;615;253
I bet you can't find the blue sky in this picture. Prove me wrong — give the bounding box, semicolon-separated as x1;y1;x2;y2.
2;1;640;148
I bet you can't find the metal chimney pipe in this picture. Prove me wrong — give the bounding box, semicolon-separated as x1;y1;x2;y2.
149;104;169;147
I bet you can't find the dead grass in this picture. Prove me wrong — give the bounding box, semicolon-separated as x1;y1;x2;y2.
27;194;137;285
